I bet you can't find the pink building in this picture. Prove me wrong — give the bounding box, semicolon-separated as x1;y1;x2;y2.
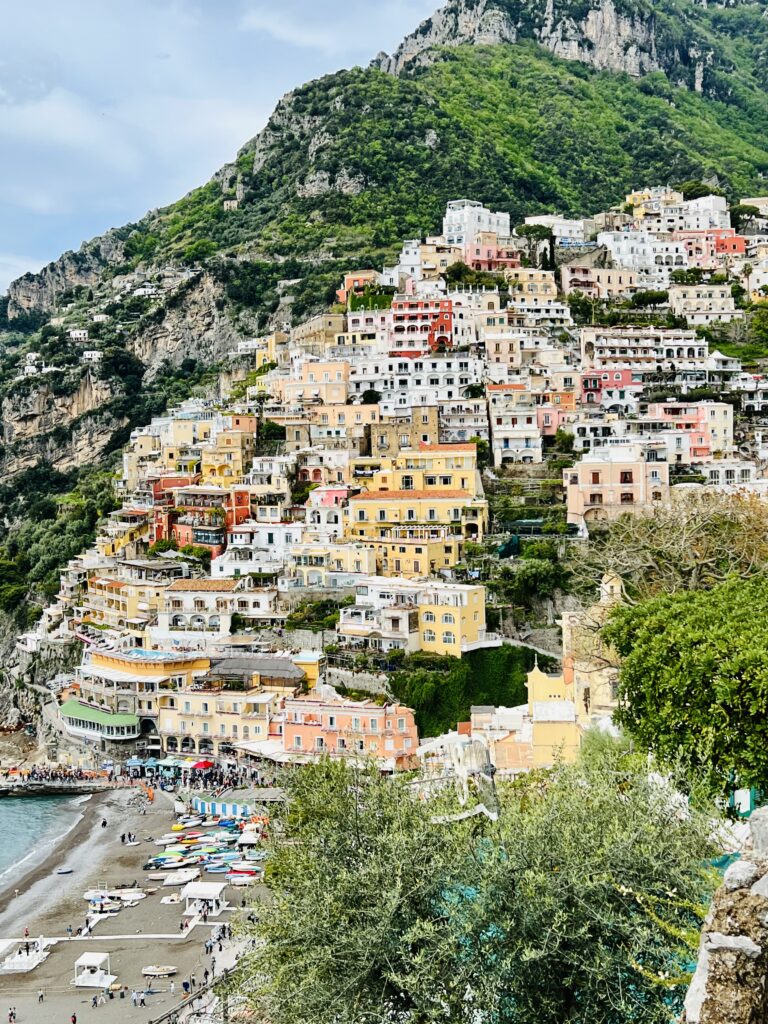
537;406;577;436
672;229;746;269
282;696;419;770
465;232;521;273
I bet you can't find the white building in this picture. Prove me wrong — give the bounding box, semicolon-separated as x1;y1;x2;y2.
524;214;588;244
597;230;688;289
487;385;542;465
443;200;510;247
668;285;744;326
211;521;305;578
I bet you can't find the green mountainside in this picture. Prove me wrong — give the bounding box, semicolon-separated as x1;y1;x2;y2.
115;39;768;270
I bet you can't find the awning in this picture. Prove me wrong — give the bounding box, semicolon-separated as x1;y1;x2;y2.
125;757;144;767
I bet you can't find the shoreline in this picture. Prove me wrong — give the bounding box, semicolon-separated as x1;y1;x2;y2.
0;789;110;936
0;788;248;1021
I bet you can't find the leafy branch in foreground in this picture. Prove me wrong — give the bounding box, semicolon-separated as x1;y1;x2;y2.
228;745;717;1024
606;575;768;795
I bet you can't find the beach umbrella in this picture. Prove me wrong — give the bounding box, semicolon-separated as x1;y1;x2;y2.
193;760;215;770
144;757;159;767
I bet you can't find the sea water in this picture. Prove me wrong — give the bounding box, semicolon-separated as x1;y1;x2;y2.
0;794;86;883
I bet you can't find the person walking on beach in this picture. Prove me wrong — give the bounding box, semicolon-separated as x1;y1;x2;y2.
71;1014;77;1024
170;980;175;996
139;992;145;1007
37;990;44;1003
130;991;137;1007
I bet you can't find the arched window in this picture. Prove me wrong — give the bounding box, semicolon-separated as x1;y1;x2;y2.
442;632;456;645
442;612;455;624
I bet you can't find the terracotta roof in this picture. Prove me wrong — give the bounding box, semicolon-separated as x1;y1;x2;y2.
166;579;238;592
417;442;476;452
351;489;474;501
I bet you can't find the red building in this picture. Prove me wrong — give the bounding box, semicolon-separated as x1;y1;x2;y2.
153;486;252;558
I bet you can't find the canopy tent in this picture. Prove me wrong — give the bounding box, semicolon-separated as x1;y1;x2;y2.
73;951;116;989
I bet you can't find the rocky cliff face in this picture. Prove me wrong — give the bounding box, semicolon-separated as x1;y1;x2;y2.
0;371;125;477
7;231;125;319
129;272;248;376
378;0;710;90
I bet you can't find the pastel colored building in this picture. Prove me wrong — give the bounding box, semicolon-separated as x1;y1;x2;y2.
563;442;670;529
282;695;419;769
337;576;496;657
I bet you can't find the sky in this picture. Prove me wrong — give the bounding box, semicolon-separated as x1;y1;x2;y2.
0;0;437;292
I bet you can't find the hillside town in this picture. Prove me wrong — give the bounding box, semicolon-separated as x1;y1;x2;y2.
15;187;768;797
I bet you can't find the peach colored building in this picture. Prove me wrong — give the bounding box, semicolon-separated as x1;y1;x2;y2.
563;442;670;529
282;696;419;770
560;265;638;299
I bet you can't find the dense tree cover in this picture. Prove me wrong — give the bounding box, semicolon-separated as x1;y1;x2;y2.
567;490;768;602
230;746;718;1024
389;645;548;735
0;463;118;620
605;576;768;794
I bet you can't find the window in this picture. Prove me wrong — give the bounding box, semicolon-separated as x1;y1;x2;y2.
591;472;601;485
423;611;435;622
423;629;436;643
397;717;406;732
315;737;325;750
352;717;360;731
620;471;634;484
328;715;336;728
442;612;455;624
293;735;302;749
442;632;456;645
370;719;377;732
620;493;634;504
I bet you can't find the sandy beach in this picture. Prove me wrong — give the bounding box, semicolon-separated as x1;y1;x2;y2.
0;788;247;1023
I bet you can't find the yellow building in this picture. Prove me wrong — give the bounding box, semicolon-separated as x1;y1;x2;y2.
346;489;487;543
368;442;482;498
157;656;305;757
336;576;494;657
68;648;211;755
200;429;256;485
373;527;464;578
96;509;153;558
503;267;558;297
525;663;581;768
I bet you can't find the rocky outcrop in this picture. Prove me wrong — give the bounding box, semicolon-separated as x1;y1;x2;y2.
7;231;125;320
129;271;249;376
0;371;125;477
376;0;516;74
683;808;768;1023
378;0;712;91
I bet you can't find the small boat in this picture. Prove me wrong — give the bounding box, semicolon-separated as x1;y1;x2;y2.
142;965;178;977
56;868;73;875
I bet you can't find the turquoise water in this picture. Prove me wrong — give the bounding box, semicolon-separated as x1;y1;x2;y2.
0;795;84;882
